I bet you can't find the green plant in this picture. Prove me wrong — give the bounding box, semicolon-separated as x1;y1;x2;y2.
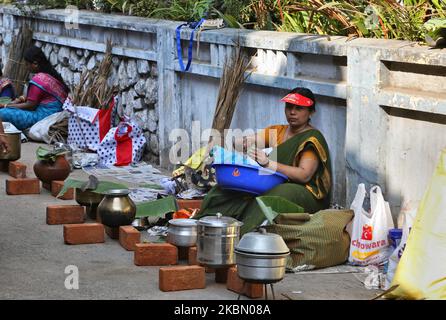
149;0;214;21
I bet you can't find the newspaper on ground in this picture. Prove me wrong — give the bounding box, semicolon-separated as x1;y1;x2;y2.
83;162;169;186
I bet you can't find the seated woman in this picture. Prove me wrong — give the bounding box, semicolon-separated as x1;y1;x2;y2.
0;46;69;130
195;87;332;235
0;69;15;99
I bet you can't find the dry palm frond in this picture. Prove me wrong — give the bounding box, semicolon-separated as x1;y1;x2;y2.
210;40;252;146
3;26;33;95
72;39;116;109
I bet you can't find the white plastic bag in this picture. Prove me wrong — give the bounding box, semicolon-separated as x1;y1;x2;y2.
27;111;70;143
348;184;394;266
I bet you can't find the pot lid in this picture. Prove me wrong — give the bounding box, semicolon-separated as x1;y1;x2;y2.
235;228;289;254
168;218;198;227
197;213;243;228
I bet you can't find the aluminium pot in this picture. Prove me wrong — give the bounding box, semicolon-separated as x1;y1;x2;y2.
197;213;243;268
167;218;198;247
0;131;21;161
234;228;290;283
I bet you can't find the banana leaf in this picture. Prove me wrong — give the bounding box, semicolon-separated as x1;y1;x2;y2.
135;196;177;218
36;146;68;162
256;196;304;224
57;178;127;198
138;183;164;190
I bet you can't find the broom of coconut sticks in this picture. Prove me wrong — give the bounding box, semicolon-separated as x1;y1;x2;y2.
72;39;115;109
209;41;251;147
51;39;115;144
3;26;33;96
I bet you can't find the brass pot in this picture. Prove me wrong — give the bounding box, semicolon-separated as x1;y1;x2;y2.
75;189;105;220
0;132;21;161
97;189;136;228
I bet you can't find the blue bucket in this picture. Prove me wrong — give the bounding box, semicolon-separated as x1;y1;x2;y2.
212;163;288;195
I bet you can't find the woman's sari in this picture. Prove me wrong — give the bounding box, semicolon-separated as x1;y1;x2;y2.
195;128;332;235
0;78;15;98
0;73;67;130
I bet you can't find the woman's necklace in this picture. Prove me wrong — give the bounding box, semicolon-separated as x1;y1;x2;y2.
285;124;311;142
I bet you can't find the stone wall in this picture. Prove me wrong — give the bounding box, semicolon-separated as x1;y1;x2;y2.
32;41;160;163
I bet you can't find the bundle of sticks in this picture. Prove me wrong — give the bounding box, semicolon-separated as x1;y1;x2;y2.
3;26;33;96
71;39;116;109
210;41;252;146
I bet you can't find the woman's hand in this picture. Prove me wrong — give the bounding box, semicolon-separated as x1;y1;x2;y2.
248;148;269;167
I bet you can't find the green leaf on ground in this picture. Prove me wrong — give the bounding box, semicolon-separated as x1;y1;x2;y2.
256;196;304;223
57;178;127;198
135;196;177;218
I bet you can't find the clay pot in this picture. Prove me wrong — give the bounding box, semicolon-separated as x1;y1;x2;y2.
33;154;71;185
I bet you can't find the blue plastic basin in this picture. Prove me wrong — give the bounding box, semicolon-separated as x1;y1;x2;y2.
212;163;288;195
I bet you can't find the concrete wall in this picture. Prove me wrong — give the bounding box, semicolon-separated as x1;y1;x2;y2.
1;6;446;221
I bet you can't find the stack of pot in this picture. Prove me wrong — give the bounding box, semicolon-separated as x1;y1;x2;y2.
234;228;290;284
196;213;243;268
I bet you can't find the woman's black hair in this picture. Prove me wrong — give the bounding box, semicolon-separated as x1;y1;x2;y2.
24;46;70;92
285;87;316;112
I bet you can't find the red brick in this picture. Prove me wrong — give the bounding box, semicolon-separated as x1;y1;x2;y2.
226;266;263;299
47;205;85;225
105;226;120;239
188;246;198;265
51;180;74;200
8;161;26;178
119;226;140;251
64;223;105;245
6;178;40;195
134;243;178;266
177;199;203;210
159;265;206;292
215;267;230;283
0;160;10;172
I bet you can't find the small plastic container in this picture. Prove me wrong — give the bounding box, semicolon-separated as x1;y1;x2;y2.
388;228;403;249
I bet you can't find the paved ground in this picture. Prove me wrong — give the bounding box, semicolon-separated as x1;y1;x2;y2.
0;141;383;300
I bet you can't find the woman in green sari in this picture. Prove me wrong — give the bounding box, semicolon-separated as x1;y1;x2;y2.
195;87;332;234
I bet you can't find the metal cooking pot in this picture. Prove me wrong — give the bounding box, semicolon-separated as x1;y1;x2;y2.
167;218;198;247
97;189;136;227
0;132;21;161
235;228;290;283
75;188;105;220
197;213;243;268
132;217;149;230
